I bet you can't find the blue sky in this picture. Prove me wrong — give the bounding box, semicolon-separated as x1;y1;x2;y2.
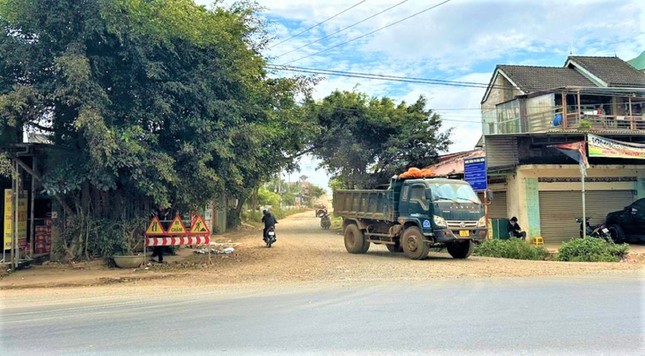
196;0;644;190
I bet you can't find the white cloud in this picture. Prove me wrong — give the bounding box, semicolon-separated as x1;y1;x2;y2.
194;0;645;183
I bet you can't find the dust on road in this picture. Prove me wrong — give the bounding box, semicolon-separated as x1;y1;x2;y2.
1;211;643;297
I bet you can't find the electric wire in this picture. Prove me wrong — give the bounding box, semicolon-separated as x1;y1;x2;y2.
268;0;367;50
302;101;482;124
268;64;495;89
267;64;645;94
274;0;410;59
278;0;452;65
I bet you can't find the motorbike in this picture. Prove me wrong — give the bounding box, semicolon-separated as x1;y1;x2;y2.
320;213;331;230
576;217;612;242
264;225;277;248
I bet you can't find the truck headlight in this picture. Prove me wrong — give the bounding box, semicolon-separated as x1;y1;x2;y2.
433;215;447;228
477;216;487;227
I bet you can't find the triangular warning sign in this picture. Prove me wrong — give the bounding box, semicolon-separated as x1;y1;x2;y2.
190;214;210;234
167;214;187;235
145;216;165;236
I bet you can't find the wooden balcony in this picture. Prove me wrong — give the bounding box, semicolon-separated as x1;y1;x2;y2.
487;108;645;135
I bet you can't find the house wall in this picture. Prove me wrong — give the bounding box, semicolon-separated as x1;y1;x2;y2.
482;74;524;135
506;164;643;239
526;94;555;132
482;74;523;111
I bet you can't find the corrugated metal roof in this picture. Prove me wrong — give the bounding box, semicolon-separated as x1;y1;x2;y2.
628;51;645;71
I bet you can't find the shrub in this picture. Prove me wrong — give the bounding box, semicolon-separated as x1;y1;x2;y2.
331;216;343;232
474;238;550;260
557;238;629;262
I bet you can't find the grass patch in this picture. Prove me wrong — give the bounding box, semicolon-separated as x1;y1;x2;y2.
474;238;550;260
557;238;629;262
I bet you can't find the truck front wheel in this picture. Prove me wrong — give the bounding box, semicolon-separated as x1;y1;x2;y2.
401;227;429;260
447;240;474;259
344;224;369;254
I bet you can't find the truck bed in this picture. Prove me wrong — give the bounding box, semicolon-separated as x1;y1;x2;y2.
333;190;397;221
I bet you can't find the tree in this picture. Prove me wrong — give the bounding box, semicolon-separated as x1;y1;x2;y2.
0;0;312;259
305;91;452;188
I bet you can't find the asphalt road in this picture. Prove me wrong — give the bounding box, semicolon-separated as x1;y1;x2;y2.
1;274;643;355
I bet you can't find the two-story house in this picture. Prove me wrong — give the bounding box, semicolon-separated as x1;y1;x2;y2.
481;55;645;243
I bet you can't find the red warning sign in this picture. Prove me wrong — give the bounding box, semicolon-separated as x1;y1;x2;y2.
167;214;188;235
145;216;165;236
190;214;210;235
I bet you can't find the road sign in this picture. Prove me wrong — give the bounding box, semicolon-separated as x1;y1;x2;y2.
464;157;487;192
145;216;165;236
146;236;210;246
190;214;210;234
168;214;187;235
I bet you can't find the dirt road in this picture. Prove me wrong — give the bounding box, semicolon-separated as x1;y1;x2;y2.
1;211;643;292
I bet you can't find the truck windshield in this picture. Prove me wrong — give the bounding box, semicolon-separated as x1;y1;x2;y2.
428;183;481;204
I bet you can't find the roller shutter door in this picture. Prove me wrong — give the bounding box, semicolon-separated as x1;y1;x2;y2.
487;191;507;219
539;190;634;243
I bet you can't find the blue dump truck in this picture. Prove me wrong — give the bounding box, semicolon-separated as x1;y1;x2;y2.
333;176;488;260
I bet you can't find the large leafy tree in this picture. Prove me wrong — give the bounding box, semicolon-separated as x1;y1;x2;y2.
0;0;311;259
306;91;452;189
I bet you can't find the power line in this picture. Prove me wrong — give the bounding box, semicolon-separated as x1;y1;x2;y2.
278;0;453;65
268;64;582;92
268;64;493;89
268;1;367;50
303;100;482;124
274;0;410;59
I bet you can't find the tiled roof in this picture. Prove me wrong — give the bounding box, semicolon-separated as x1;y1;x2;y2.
567;56;645;87
497;65;594;93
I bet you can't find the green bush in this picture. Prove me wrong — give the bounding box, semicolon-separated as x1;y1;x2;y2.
578;119;592;130
331;216;343;232
474;238;549;260
557;238;629;262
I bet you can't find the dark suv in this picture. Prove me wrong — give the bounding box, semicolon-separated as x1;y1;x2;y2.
605;198;645;243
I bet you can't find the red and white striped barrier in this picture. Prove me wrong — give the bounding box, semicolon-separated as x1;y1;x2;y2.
145;236;210;246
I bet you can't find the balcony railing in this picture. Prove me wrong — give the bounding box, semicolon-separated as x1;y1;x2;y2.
486;107;645;134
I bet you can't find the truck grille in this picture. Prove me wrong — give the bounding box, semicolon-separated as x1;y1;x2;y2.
446;220;478;229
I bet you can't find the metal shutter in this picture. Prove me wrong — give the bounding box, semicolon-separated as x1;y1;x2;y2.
539;190;634;244
487;191;508;219
484;136;518;168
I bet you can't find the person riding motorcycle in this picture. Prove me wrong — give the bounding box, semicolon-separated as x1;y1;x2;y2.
320;212;331;229
261;209;278;242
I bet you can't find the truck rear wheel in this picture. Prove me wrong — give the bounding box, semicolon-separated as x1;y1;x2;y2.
401;227;429;260
447;240;474;259
344;224;369;254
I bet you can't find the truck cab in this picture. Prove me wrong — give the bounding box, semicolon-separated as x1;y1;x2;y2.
397;178;487;242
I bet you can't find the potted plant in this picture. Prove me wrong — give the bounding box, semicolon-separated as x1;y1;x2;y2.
111;217;146;268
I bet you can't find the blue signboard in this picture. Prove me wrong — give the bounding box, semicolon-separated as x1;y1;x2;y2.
464;157;487;192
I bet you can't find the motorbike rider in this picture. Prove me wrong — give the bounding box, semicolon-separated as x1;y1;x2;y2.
261;209;278;241
320;211;331;228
